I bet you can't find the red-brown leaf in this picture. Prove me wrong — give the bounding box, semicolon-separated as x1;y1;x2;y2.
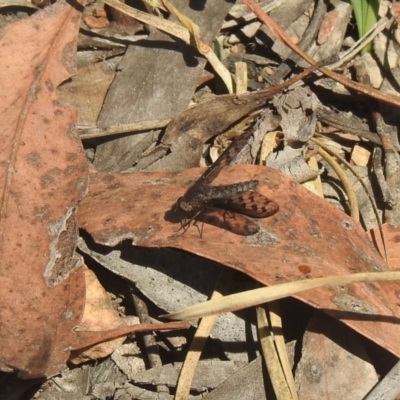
0;1;88;378
78;166;400;358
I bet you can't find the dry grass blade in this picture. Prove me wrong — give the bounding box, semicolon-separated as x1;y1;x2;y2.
163;271;400;321
79;118;170;140
316;145;360;220
103;0;233;92
268;303;298;400
257;306;297;400
312;137;389;266
174;268;229;400
103;0;190;42
160;0;233;92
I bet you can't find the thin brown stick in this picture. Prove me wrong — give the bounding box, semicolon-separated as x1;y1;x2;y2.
242;0;400;107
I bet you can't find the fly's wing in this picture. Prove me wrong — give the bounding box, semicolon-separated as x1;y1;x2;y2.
200;206;260;236
211;191;279;218
202;127;256;184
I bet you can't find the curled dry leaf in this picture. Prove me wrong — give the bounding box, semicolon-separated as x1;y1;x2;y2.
68;267;128;365
67;267;190;363
162;61;328;148
78;165;400;358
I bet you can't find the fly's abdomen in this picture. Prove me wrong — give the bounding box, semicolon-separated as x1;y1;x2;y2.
208;180;259;199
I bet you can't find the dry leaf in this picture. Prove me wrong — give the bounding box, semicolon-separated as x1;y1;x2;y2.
68;267;128;365
0;1;188;378
295;313;378;398
77;166;400;358
0;0;88;378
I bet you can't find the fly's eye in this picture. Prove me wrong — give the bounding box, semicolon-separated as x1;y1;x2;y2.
178;197;192;212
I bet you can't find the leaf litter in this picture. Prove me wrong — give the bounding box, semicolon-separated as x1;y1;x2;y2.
2;0;400;398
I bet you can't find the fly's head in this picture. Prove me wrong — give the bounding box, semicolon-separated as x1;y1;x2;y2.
176;196;194;213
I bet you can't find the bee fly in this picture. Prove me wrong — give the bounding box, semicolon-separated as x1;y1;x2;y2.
176;128;279;236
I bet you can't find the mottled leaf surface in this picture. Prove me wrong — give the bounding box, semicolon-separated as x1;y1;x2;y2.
78;166;400;358
0;0;88;378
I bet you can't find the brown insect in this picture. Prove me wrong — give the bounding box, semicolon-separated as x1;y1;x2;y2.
176;128;279;236
174;59;337;236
